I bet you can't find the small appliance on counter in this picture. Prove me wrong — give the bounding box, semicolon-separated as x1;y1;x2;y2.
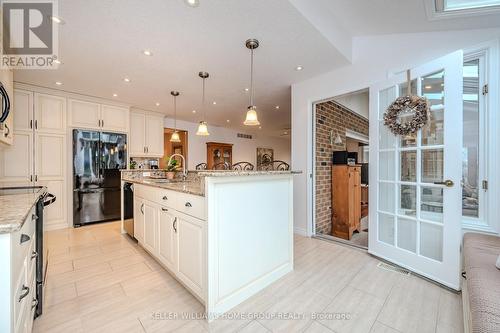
332;151;358;165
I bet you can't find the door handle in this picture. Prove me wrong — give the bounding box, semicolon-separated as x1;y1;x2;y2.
140;203;144;214
34;120;37;130
101;120;104;127
433;180;454;187
162;207;168;212
173;217;177;233
18;285;29;302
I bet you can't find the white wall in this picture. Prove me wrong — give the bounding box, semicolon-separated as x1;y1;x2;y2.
291;28;500;236
162;116;291;170
332;90;369;119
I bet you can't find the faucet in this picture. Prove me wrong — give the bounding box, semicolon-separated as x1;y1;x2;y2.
167;154;187;181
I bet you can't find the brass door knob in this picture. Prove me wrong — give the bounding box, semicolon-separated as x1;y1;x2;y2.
433;180;454;187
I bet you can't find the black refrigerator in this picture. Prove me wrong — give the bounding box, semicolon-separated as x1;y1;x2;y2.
72;129;127;227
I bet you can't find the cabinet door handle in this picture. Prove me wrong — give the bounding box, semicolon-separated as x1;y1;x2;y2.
35;175;38;182
140;203;144;215
185;202;192;208
32;214;38;221
31;298;39;310
35;120;38;130
162;207;168;212
30;175;32;182
30;119;33;129
101;120;104;127
31;251;39;260
20;233;30;244
18;285;29;302
162;196;168;201
173;217;177;233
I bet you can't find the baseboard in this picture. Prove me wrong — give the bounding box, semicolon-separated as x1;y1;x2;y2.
293;226;307;236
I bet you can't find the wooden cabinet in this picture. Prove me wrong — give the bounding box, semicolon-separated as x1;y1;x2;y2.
68;99;129;133
130;111;164;157
332;165;361;240
206;142;233;169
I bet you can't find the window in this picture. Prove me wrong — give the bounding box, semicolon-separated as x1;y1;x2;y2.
444;0;500;11
462;52;487;225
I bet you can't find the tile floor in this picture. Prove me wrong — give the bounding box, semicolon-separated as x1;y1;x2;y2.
33;221;463;333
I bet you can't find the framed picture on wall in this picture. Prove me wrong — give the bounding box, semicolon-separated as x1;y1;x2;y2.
257;147;274;169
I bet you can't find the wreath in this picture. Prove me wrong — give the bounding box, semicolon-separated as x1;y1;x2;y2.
384;70;430;136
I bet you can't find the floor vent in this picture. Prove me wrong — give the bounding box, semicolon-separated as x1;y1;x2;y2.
377;262;411;275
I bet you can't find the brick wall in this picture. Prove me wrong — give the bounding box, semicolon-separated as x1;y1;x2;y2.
315;100;369;235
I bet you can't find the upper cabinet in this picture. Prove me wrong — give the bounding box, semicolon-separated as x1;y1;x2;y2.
34;93;66;133
13;89;33;132
68;99;129;133
130;110;164;157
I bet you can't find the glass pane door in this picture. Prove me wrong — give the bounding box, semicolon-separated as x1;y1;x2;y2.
369;51;463;290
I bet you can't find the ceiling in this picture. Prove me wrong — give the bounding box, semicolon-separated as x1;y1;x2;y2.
13;0;500;138
14;0;346;138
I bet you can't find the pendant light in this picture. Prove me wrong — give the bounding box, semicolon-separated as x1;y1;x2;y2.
196;71;210;136
244;38;260;126
170;91;181;143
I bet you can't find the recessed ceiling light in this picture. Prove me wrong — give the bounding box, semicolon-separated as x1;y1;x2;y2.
259;126;262;129
184;0;200;8
123;77;131;83
425;85;432;89
275;105;280;109
295;65;303;71
226;119;230;123
155;102;160;106
284;131;288;135
192;110;196;114
55;81;62;86
212;101;217;105
244;88;249;92
53;59;61;65
143;49;153;56
51;16;64;24
112;93;118;97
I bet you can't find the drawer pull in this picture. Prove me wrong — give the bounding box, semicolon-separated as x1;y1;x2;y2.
185;202;192;207
32;214;38;221
31;298;39;310
161;207;168;212
140;203;144;215
20;233;31;244
31;251;39;260
18;285;29;302
162;196;168;200
173;217;177;233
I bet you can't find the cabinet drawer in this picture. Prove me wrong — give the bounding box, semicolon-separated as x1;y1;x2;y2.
135;184;158;203
175;193;206;220
157;189;176;208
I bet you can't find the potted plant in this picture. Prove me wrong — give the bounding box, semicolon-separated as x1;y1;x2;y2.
165;157;178;180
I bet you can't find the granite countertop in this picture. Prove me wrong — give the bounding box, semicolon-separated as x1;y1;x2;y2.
123;178;205;196
197;170;302;177
0;187;46;234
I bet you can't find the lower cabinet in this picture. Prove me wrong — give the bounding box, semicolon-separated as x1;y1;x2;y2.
158;207;177;272
133;185;206;301
133;197;144;244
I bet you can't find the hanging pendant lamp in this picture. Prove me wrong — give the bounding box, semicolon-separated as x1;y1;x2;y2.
170;91;181;143
196;71;210;136
244;38;260;126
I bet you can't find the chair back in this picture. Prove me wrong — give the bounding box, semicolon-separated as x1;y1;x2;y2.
232;162;254;171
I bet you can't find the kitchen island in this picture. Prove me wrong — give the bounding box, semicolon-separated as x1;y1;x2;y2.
121;170;297;320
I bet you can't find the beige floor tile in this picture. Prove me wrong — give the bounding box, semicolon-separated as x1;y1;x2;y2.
238;320;270;333
377;275;441;333
44;282;77;307
318;286;385;333
349;259;403;300
33;317;83;333
47;260;74;275
436;289;463;333
370;321;401;333
72;246;137;270
303;321;335;332
175;320;208;333
45;262;112;290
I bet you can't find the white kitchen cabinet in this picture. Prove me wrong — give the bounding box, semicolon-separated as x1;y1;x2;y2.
68;99;129;133
130;111;164;157
35;133;64;180
134;196;145;244
13;90;33;132
130;112;146;156
0;131;33;184
176;212;205;298
68;99;100;129
143;200;158;255
100;105;129;133
34;94;66;133
158;206;177;272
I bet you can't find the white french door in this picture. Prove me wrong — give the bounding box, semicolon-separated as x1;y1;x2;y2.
368;51;463;290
